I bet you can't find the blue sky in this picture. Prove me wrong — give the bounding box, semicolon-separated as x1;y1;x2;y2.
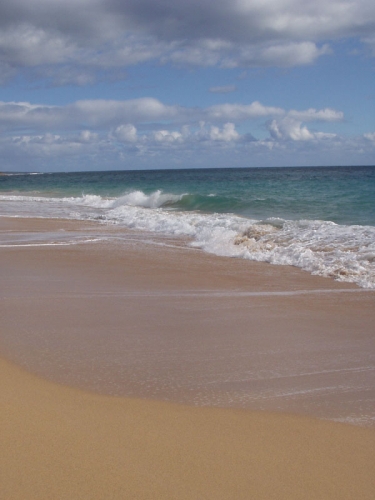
0;0;374;171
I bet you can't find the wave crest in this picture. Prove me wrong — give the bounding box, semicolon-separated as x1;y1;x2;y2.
112;190;184;209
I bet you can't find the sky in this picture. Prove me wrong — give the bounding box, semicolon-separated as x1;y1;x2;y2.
0;0;375;172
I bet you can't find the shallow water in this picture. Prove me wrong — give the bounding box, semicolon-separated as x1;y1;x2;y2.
1;166;375;288
1;219;374;427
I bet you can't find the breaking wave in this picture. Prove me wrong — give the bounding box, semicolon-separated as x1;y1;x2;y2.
1;189;375;289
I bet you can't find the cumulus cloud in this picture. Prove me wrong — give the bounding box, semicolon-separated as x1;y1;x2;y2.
266;107;344;141
0;0;375;82
78;130;99;143
152;130;183;143
268;118;314;141
209;122;239;141
0;98;345;139
0;99;346;146
1;97;355;172
267;117;338;141
2;127;373;172
113;124;138;142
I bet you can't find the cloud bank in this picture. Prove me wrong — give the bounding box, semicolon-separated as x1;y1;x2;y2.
1;0;375;83
0;98;343;133
1;97;372;171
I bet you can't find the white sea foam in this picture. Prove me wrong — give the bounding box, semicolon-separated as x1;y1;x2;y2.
61;190;184;210
112;190;184;208
1;191;375;289
62;194;114;209
99;194;375;289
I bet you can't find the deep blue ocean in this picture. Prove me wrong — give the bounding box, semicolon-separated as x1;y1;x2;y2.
1;166;375;288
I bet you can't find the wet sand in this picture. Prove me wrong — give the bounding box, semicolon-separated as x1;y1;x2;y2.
1;217;374;424
1;216;375;498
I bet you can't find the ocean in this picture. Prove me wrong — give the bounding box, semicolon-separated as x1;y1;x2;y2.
1;165;375;289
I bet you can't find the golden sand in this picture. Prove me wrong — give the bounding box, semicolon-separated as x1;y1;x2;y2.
1;357;374;500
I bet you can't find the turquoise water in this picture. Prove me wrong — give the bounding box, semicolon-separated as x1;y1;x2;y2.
1;166;375;288
1;166;375;225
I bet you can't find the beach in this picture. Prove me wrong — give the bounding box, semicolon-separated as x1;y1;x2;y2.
2;356;375;500
1;215;375;498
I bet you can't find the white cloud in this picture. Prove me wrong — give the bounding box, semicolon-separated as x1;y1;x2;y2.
73;98;178;125
0;99;179;131
255;42;331;67
0;99;346;144
113;124;138;142
77;130;98;143
266;107;344;142
2;129;373;173
153;130;183;143
0;96;353;170
209;122;239;141
288;108;344;122
268;118;314;141
267;117;339;141
161;39;330;69
207;101;284;120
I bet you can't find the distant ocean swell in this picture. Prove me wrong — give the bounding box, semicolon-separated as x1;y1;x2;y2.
1;189;375;289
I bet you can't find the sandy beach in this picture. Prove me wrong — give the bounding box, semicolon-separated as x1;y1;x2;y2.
1;356;375;500
1;216;375;498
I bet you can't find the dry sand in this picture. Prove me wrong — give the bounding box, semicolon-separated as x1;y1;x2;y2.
1;357;375;500
1;216;375;498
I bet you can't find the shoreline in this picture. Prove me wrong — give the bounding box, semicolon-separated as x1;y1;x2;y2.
1;215;375;497
1;216;375;425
